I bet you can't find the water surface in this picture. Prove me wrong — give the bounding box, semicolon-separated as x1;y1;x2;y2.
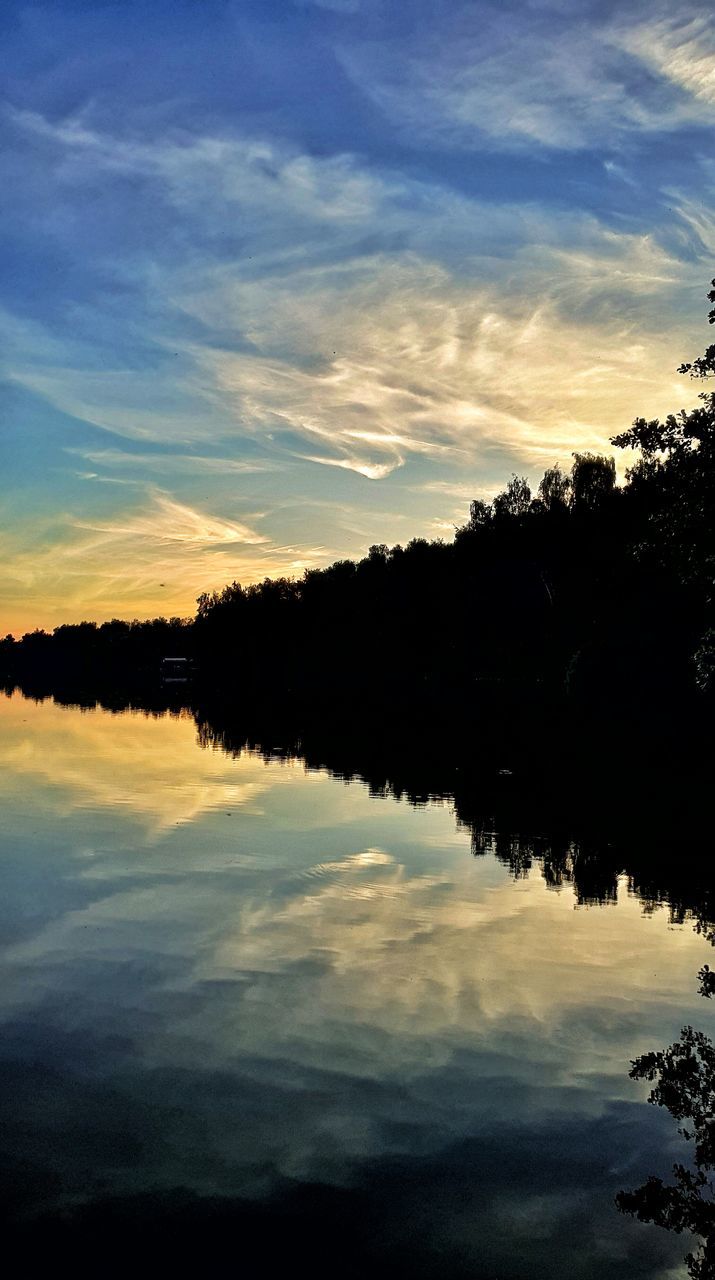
1;691;711;1276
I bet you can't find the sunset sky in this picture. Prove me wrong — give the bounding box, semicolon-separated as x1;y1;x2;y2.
2;0;714;633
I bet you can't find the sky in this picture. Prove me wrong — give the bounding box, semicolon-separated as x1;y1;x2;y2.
1;0;714;633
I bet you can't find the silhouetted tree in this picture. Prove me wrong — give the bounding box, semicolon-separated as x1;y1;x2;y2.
570;452;616;509
677;277;715;380
538;465;571;511
611;283;714;688
467;498;492;528
493;473;531;519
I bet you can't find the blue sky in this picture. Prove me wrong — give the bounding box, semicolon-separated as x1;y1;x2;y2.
2;0;714;631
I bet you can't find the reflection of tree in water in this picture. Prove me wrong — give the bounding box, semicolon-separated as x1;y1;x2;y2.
617;971;715;1279
208;695;715;1278
9;683;715;945
469;826;620;903
7;683;715;1275
195;705;715;942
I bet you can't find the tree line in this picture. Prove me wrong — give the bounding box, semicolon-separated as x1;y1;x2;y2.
3;282;713;725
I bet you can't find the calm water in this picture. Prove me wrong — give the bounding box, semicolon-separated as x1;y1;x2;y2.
1;690;711;1276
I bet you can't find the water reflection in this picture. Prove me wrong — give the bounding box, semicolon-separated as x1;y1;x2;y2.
617;971;715;1279
1;689;713;1277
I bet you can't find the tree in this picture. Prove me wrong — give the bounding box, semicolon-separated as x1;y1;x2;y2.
538;465;571;512
611;280;715;689
493;474;531;519
570;453;616;509
467;498;492;528
367;543;390;563
677;277;715;380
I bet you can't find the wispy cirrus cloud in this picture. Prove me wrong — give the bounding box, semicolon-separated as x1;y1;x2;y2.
295;0;360;12
186;235;699;479
74;491;270;547
69;448;277;477
6;105;708;489
615;13;715;108
0;491;328;632
9;106;388;229
338;2;715;152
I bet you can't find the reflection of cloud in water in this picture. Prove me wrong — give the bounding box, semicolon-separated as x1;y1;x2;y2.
1;692;710;1102
209;849;709;1090
0;694;712;1276
0;692;276;838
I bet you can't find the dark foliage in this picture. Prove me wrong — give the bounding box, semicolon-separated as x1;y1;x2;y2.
617;1019;715;1279
0;616;193;687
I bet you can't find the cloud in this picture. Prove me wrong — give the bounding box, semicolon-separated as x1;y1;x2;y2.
10;106;388;227
338;2;715;152
186;237;699;479
5;107;709;484
300;455;399;480
74;491;270;547
295;0;360;12
614;13;715;108
70;448;276;476
0;491;329;631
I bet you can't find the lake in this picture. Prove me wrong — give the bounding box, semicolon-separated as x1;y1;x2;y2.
1;688;711;1277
